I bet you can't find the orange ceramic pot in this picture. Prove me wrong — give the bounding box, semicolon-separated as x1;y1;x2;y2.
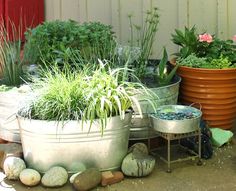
175;65;236;129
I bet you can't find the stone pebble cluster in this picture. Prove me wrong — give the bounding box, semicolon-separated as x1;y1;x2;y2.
3;143;156;190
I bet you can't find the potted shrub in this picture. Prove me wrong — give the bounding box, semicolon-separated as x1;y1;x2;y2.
17;61;151;173
171;26;236;129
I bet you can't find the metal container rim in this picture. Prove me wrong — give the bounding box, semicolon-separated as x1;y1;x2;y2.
150;104;202;121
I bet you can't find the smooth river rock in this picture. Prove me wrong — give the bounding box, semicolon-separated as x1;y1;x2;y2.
3;156;26;180
19;168;41;186
128;143;149;155
121;152;155;177
41;166;68;187
73;168;101;191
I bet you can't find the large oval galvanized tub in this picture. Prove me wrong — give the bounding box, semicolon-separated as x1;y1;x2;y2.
17;114;131;173
176;66;236;129
130;75;181;139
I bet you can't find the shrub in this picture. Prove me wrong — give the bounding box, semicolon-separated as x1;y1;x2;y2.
24;20;116;67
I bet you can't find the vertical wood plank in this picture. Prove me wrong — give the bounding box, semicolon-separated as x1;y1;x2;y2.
86;0;111;25
118;0;143;44
227;0;236;39
45;0;61;21
188;0;217;34
111;0;121;41
217;0;228;39
78;0;88;22
150;0;179;58
177;0;188;29
61;0;80;21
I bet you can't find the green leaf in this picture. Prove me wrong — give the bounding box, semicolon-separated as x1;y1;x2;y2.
158;47;168;79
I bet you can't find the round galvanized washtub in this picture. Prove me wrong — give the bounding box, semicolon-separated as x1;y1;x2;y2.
151;105;202;134
176;65;236;129
0;90;28;143
17;114;131;173
130;75;181;139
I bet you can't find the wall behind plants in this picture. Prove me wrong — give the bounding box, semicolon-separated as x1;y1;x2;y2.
44;0;236;59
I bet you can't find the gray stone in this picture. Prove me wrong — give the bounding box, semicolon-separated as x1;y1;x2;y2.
19;168;41;186
128;143;149;155
73;168;101;191
121;152;155;177
41;166;68;187
0;143;23;169
3;156;26;180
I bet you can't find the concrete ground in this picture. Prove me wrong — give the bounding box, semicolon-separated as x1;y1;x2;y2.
1;135;236;191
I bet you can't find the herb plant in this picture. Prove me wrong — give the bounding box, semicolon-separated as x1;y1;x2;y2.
24;20;116;67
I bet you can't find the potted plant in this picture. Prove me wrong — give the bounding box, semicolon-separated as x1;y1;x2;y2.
118;8;181;139
17;61;151;173
171;26;236;129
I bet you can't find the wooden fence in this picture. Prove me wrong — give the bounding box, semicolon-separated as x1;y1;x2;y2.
45;0;236;59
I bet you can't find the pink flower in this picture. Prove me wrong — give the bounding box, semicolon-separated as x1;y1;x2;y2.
198;33;213;43
233;35;236;42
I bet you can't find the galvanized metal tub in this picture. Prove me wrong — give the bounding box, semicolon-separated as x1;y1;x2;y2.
151;105;202;134
17;114;131;173
0;90;29;142
130;75;181;139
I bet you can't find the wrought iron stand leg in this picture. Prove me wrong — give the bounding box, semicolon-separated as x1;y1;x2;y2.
148;126;151;153
197;128;202;166
167;136;171;173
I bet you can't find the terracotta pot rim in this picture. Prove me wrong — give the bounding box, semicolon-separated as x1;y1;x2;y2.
178;65;236;72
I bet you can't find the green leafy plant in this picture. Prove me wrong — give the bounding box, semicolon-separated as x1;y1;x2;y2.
18;60;153;133
24;20;116;67
0;21;24;87
172;26;236;68
171;26;198;58
156;48;179;86
176;54;209;68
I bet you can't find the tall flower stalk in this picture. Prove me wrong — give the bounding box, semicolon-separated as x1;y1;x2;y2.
128;7;160;78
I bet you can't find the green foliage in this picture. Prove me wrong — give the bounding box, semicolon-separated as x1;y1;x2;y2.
176;54;209;68
128;7;160;78
205;39;236;62
171;26;236;68
171;26;198;58
156;48;179;86
0;22;24;87
19;61;151;132
24;20;116;67
209;55;235;69
176;54;235;69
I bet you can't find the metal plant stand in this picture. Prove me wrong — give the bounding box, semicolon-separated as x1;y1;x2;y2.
153;129;202;173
